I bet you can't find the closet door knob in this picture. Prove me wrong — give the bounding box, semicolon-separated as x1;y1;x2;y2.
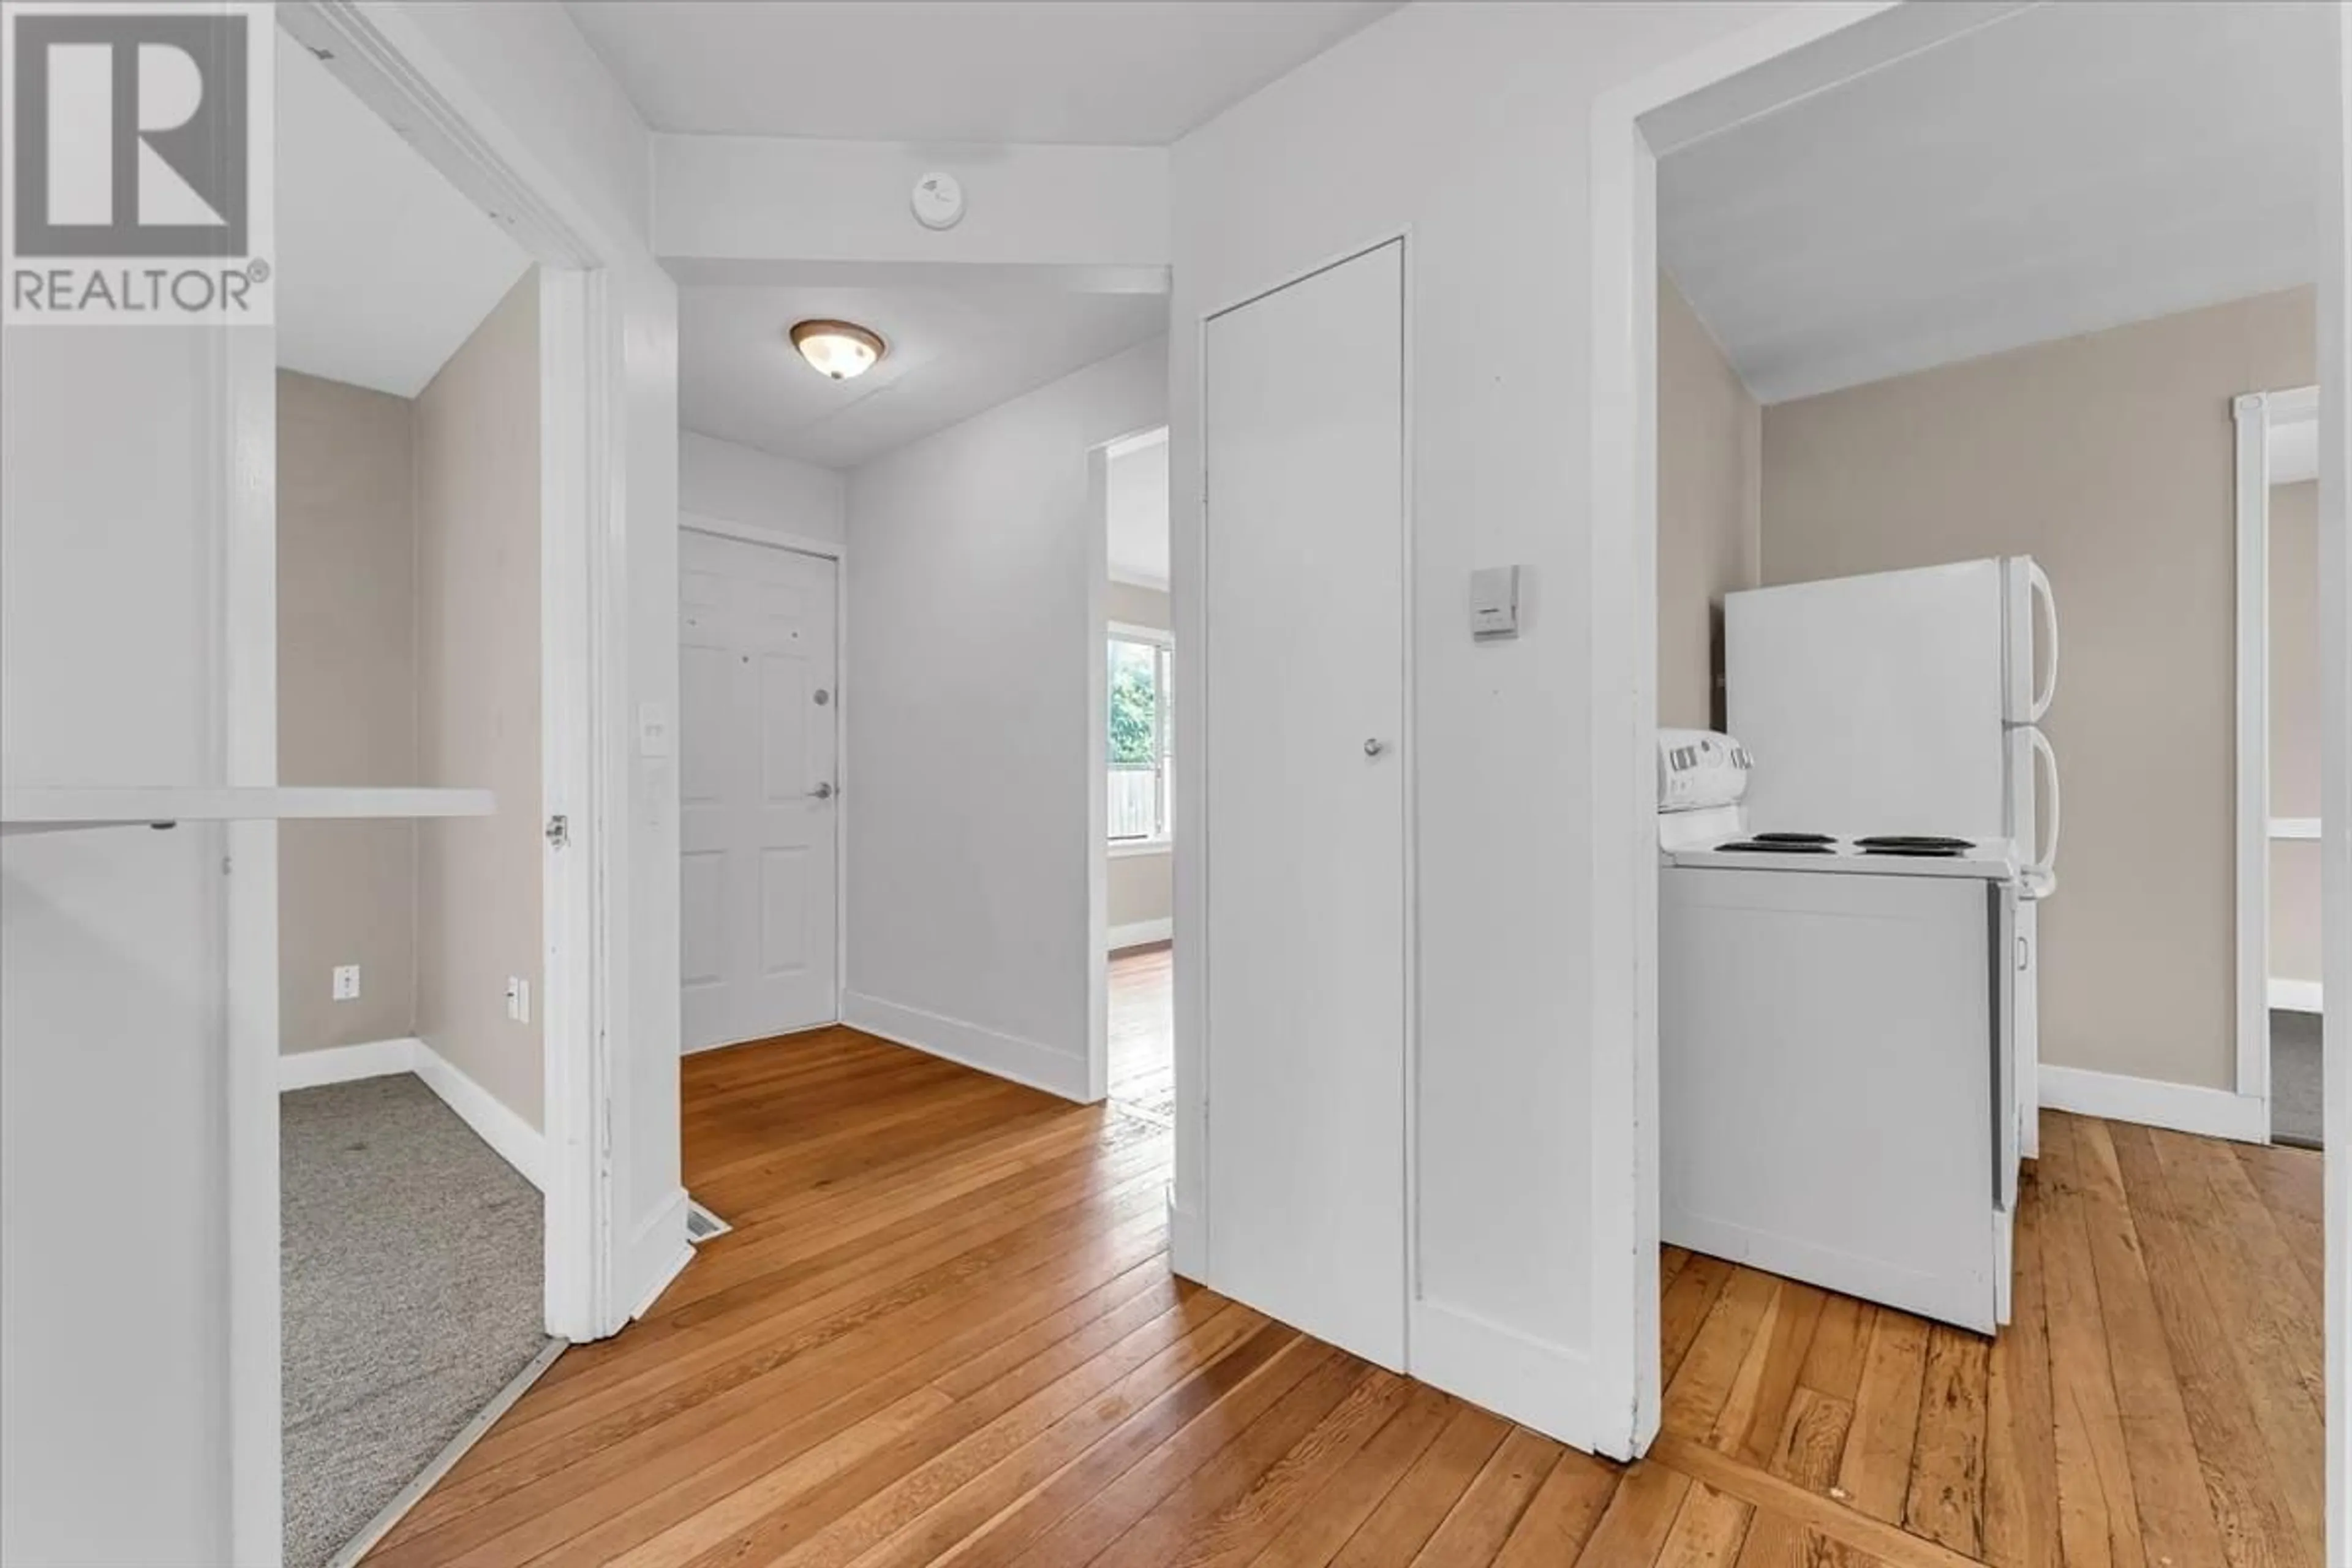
1363;738;1387;758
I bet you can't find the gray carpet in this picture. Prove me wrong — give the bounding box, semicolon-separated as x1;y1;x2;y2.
282;1076;551;1568
2272;1008;2324;1148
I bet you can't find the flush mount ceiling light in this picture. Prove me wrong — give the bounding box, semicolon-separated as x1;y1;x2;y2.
789;319;886;381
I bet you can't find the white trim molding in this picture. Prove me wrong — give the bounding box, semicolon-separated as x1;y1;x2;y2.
679;509;845;562
279;1038;419;1091
2271;979;2325;1014
2232;390;2278;1129
276;1036;549;1189
843;992;1093;1102
412;1040;549;1191
1107;918;1173;951
2038;1063;2269;1145
1410;1299;1593;1453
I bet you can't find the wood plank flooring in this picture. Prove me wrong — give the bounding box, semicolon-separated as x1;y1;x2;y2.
1107;941;1174;1128
371;961;2321;1567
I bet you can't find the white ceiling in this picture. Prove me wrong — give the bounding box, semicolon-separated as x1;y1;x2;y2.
1107;429;1170;589
274;38;530;398
567;1;1398;144
1658;2;2331;405
681;282;1165;469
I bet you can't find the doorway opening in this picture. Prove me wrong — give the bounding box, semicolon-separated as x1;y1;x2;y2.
270;25;570;1566
2239;386;2328;1147
1615;4;2339;1551
1101;425;1175;1127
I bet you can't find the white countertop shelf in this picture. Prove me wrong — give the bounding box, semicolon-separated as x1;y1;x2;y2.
2;786;496;837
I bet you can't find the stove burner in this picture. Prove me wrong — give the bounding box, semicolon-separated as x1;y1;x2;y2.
1853;834;1974;851
1860;844;1965;858
1718;840;1836;854
1750;832;1836;845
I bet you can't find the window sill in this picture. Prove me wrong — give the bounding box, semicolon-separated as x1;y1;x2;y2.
1108;839;1173;859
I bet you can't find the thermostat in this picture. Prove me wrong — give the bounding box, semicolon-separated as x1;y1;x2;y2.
1471;565;1521;640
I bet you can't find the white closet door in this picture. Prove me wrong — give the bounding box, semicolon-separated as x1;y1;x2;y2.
1204;239;1408;1370
679;531;839;1052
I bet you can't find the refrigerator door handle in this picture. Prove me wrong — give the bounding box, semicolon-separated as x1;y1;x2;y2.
2027;726;2061;876
2027;560;2059;722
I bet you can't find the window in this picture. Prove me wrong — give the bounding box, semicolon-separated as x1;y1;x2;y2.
1108;629;1172;844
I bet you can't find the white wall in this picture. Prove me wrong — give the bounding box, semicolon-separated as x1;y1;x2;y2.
681;428;845;545
1;328;243;1563
1168;0;1775;1448
845;337;1167;1098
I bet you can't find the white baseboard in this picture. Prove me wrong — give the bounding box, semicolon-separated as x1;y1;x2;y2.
279;1036;418;1091
631;1242;696;1320
842;990;1090;1102
1409;1297;1594;1453
1107;918;1172;952
1167;1185;1206;1281
617;1185;693;1325
2039;1063;2269;1145
411;1040;548;1191
2269;978;2324;1014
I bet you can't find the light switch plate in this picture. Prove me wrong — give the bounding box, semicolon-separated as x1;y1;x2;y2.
332;963;361;1001
637;701;673;758
1471;565;1521;640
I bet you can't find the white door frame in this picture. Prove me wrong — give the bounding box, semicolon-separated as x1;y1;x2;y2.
241;12;637;1556
677;511;848;1035
1588;0;2349;1471
2233;383;2323;1129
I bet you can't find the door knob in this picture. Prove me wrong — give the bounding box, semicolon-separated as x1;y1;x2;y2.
809;782;835;800
1363;738;1386;758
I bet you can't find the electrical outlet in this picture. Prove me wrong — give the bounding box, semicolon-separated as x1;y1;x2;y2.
505;976;531;1025
332;964;361;1001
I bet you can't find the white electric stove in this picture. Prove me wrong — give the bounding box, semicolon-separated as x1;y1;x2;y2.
1657;732;2030;1334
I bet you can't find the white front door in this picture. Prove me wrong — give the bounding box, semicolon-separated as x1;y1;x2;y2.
1203;239;1408;1370
679;530;840;1052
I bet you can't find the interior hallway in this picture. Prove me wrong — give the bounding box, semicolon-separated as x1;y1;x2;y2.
363;1033;2321;1568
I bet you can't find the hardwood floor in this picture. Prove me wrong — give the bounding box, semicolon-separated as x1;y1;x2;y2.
368;1026;2322;1568
1108;943;1173;1128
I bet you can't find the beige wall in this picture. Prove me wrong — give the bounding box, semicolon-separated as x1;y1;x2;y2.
1107;579;1172;935
279;372;419;1053
1762;287;2316;1090
415;273;544;1128
1657;273;1760;731
2270;479;2323;985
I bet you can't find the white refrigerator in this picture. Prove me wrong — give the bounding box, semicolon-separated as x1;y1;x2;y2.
1725;556;2060;883
1726;556;2059;1165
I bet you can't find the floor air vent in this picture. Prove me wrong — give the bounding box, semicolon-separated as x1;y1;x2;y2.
685;1199;732;1245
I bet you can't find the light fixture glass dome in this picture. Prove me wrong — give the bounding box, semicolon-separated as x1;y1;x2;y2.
790;319;886;381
